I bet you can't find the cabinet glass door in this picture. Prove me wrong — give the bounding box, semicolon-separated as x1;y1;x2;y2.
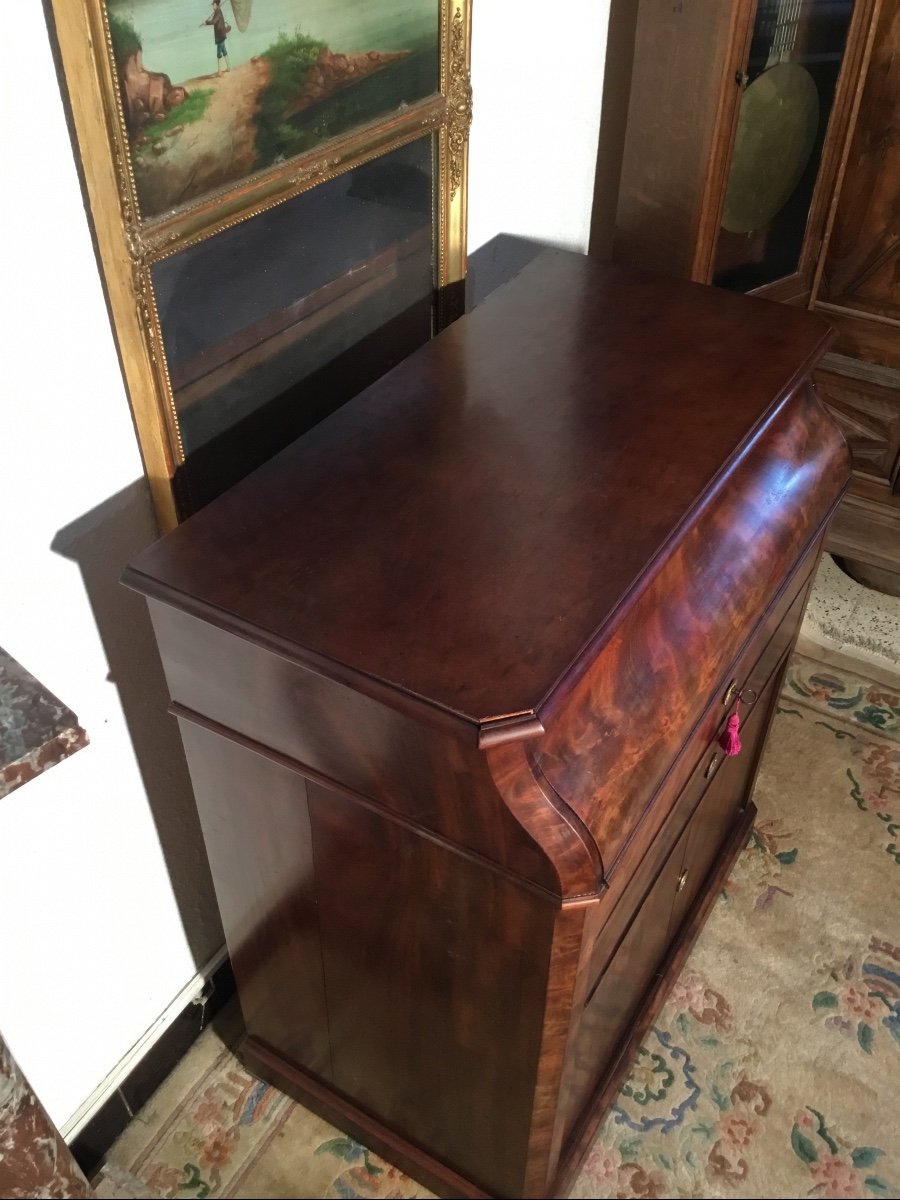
714;0;854;292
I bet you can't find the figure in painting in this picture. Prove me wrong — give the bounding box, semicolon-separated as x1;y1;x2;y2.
201;0;231;75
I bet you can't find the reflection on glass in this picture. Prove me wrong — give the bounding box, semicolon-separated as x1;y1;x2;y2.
714;0;854;291
152;135;435;512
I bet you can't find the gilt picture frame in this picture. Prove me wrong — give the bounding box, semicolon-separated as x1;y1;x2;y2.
49;0;471;529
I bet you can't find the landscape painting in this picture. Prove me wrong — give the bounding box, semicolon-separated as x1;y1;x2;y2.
105;0;440;217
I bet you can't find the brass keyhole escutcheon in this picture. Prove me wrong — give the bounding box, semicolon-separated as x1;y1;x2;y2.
677;869;689;893
705;754;720;779
724;680;759;706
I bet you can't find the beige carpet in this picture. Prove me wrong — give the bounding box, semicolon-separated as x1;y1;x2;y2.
96;653;900;1200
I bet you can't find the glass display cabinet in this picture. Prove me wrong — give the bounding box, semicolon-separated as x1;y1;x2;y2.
609;0;900;594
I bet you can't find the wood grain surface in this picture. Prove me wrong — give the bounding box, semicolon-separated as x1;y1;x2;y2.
125;251;833;731
125;247;849;1197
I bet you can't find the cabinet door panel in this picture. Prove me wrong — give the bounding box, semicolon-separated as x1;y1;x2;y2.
562;829;687;1137
713;0;856;292
177;720;332;1078
307;778;555;1198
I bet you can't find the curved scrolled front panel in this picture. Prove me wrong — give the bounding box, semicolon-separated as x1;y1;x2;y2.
534;381;849;872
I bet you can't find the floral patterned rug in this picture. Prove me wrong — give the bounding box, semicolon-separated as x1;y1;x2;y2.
96;652;900;1200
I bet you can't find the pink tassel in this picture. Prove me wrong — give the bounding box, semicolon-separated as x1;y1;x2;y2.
719;707;742;757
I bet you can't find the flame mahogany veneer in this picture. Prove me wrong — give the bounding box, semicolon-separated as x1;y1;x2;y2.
124;251;850;1198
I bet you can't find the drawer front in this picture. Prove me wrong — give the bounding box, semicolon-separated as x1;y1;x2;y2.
651;634;793;908
146;601;563;890
575;554;816;959
562;649;789;1140
540;535;820;883
535;378;847;870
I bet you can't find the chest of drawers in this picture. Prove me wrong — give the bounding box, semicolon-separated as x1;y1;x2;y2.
125;250;849;1197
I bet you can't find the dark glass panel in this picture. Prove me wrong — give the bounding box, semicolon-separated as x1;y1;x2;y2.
151;136;435;514
714;0;854;291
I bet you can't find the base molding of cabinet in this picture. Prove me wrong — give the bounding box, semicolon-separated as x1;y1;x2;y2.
240;1038;492;1200
554;800;757;1196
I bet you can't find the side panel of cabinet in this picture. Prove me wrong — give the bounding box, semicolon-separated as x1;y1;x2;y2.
177;719;332;1079
306;778;556;1199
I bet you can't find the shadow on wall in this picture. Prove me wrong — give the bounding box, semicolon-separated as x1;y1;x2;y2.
41;236;552;979
51;478;223;967
464;235;550;312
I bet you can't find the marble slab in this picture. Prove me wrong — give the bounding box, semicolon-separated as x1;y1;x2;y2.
0;1034;93;1198
0;647;88;799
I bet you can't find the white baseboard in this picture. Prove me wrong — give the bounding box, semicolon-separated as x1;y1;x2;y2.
61;944;228;1141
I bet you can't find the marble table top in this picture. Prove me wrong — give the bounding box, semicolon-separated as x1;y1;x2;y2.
0;647;88;799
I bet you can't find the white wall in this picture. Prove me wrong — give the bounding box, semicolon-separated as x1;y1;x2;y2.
0;4;222;1131
467;1;611;255
0;0;610;1133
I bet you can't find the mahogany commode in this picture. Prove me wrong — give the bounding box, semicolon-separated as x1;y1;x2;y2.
124;250;849;1198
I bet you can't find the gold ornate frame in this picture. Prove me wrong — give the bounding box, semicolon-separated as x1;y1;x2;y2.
49;0;472;531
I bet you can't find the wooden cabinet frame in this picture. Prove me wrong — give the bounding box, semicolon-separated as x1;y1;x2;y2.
604;0;880;304
599;0;900;585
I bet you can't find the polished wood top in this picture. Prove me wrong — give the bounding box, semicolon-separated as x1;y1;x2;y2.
125;250;833;727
